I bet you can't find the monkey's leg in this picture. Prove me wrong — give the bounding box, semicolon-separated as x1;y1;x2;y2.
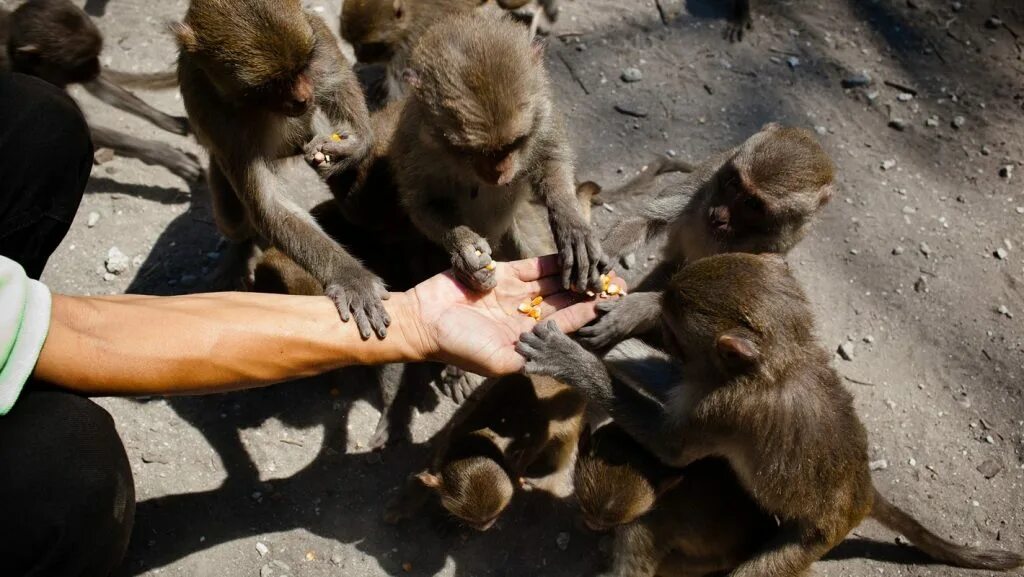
89;125;203;182
729;523;830;577
577;292;661;350
82;76;189;136
598;523;666;577
725;0;754;42
206;159;260;290
368;363;406;450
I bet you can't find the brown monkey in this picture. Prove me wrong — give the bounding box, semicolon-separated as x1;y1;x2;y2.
393;14;606;294
385;374;586;528
576;424;776;577
173;0;395;339
578;123;833;350
1;0;201;181
519;253;1024;576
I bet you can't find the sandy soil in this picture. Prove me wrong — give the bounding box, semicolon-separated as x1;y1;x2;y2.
15;0;1024;575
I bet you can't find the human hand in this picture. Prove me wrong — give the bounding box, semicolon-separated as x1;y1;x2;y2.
406;255;624;376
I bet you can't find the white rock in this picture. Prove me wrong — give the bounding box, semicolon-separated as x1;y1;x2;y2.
87;212;100;228
255;542;269;557
105;247;130;274
869;459;889;471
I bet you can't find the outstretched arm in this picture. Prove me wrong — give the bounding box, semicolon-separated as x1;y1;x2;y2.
31;256;612;397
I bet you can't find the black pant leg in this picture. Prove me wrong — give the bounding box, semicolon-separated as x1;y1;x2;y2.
0;72;92;279
0;391;135;577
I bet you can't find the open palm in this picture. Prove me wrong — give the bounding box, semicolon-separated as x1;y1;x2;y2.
410;255;619;376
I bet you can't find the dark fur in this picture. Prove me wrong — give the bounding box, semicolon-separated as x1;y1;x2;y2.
1;0;200;181
519;254;1023;575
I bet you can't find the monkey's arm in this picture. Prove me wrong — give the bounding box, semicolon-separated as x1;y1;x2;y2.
90;125;202;182
535;153;607;292
577;291;661;350
518;322;691;465
81;76;190;135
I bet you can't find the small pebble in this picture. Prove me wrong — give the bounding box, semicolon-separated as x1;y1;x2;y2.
951;2;963;12
87;211;101;228
985;16;1003;29
621;253;636;270
892;246;905;255
614;103;648;118
869;459;889;471
914;276;928;293
105;247;131;275
981;144;992;156
902;206;916;215
786;56;800;69
994;248;1008;260
556;532;571;551
621;67;643;83
984;435;996;445
896;92;914;102
94;147;115;164
837;341;855;361
260;565;273;577
881;159;897;171
919;242;932;256
977;458;1003;479
1016;207;1024;215
999;165;1013;180
331;554;343;566
256;542;269;557
996;305;1012;318
863;335;875;344
908;457;917;467
102;272;116;282
925;115;940;127
888;119;908;131
951;115;966;129
841;72;872;88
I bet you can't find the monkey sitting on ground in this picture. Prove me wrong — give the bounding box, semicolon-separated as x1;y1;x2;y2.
576;423;776;577
173;0;395;339
384;373;586;529
518;253;1024;576
1;0;201;181
578;123;834;351
391;14;606;295
341;0;560;103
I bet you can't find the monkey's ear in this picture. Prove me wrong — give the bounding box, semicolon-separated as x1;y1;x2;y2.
530;38;547;65
817;184;835;207
392;0;405;19
170;22;199;52
415;471;442;489
402;68;421;89
716;331;760;365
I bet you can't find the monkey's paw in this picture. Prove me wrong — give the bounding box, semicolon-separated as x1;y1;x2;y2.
304;131;365;177
577;294;651;350
325;269;391;340
439;366;484;404
451;237;497;293
724;15;753;42
516;320;591;381
553;221;608;293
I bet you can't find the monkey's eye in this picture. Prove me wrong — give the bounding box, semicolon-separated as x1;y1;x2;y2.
742;195;765;214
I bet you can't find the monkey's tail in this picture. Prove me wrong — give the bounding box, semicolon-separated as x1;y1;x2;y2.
871;487;1024;571
101;68;178;89
598;155;695;201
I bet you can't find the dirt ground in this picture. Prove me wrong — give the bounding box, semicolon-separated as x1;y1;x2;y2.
16;0;1024;575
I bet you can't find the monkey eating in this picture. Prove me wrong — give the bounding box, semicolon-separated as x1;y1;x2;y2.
576;424;776;577
578;123;834;351
385;373;586;529
519;253;1024;576
173;0;394;339
391;13;607;295
1;0;201;181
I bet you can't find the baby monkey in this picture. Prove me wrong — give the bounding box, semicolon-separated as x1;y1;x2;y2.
385;374;586;530
393;14;606;294
520;254;1024;576
576;424;776;577
579;123;833;350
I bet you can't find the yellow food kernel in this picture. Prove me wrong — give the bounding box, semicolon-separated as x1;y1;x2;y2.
530;296;544;307
330;133;343;142
518;303;533;314
600;274;612;291
485;262;496;271
606;283;621;296
528;308;542;320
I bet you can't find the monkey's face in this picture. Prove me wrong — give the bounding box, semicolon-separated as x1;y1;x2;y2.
9;1;104;87
575;458;655;531
341;0;406;63
703;163;772;242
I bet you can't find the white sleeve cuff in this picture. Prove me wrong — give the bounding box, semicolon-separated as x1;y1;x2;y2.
0;274;52;415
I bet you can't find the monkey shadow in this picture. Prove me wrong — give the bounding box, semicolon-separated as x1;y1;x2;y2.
86;175;193;206
825;537;935;566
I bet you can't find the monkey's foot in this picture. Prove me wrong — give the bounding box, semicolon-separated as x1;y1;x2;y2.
553;221;608;293
439;366;484;404
516;320;594;381
451;238;497;292
325;270;391;339
724;16;753;42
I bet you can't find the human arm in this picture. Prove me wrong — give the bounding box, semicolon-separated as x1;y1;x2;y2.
30;255;616;397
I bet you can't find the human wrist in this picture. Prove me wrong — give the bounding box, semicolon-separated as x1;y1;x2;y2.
389;290;436;364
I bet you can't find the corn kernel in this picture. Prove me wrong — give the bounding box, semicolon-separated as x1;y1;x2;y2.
518;303;532;314
485;262;496;271
330;133;342;142
530;296;543;307
606;283;621;296
528;308;542;320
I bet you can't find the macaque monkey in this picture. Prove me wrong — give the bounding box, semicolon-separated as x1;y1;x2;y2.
519;254;1024;576
385;374;586;528
393;14;606;294
173;0;394;339
1;0;201;181
576;424;776;577
341;0;559;102
579;123;833;350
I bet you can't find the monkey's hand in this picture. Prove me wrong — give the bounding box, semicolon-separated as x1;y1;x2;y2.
577;292;659;350
446;230;497;293
439;365;484;404
724;2;753;42
304;129;367;178
324;268;392;340
516;320;602;386
552;218;608;293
